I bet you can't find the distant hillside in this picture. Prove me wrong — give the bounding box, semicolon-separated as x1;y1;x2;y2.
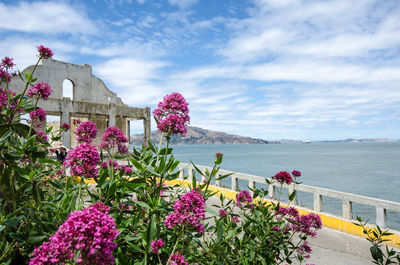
130;126;269;145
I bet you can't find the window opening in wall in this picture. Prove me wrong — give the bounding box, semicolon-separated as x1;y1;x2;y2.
63;79;73;99
130;119;144;147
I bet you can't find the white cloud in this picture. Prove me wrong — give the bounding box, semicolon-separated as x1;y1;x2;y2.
168;0;198;9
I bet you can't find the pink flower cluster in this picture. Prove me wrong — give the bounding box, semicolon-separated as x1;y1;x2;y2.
274;171;293;185
100;160;132;174
35;131;48;143
169;252;188;265
1;57;14;68
37;45;54;59
151;239;164;254
165;190;206;234
235;190;253;207
61;122;70;131
153;92;190;136
29;203;119;265
99;126;129;154
64;143;100;178
276;206;322;237
292;170;301;177
0;88;8;108
30;108;47;127
75;121;98;144
219;209;227;218
27;82;52;100
0;69;12;82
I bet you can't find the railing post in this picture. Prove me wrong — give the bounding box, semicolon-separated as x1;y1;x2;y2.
178;169;184;179
268;184;276;200
376;207;387;229
216;174;221;187
188;167;194;180
342;200;352;220
313;193;322;212
288;185;298;205
232;176;238;191
249;180;256;196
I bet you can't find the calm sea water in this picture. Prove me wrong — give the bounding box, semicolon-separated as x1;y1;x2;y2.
169;142;400;203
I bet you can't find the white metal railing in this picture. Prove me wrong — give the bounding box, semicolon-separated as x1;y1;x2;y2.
177;163;400;230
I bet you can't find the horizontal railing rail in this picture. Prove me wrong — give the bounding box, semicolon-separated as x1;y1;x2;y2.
176;163;400;231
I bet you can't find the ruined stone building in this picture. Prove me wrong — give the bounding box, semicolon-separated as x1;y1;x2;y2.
11;58;151;148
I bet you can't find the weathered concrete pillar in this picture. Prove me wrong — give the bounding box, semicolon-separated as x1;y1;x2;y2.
188;166;194;180
232;176;239;191
268;185;276;200
116;116;128;139
108;103;116;127
60;98;73;148
90;114;108;146
314;193;322;212
143;107;151;146
178;169;185;179
342;200;353;220
376;207;387;228
249;180;256;196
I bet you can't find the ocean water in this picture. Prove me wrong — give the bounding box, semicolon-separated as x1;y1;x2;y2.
168;142;400;229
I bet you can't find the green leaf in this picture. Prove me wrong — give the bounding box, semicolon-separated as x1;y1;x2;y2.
370;245;383;262
129;157;144;171
217;221;224;242
215;173;233;181
192;174;197;190
0;225;6;232
4;216;23;227
133;200;150;210
27;235;47;243
289;190;296;201
159;147;173;155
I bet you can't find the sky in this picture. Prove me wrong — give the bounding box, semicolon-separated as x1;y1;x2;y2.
1;0;400;141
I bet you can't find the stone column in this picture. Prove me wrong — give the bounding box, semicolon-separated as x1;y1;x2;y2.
60;98;73;148
108;103;116;127
143;107;151;145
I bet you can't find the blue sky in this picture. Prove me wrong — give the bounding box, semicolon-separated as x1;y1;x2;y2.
1;0;400;141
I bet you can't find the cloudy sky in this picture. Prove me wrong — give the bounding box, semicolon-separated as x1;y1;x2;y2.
1;0;400;140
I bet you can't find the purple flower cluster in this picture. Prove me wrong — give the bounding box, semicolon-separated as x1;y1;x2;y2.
75;121;98;144
297;241;312;259
100;160;132;174
151;239;164;254
35;131;48;143
30;108;47;127
153;92;190;136
276;207;322;237
219;209;227;218
61;122;70;131
0;88;8;108
274;171;293;185
165;190;206;234
1;56;15;68
64;143;100;178
235;190;253;207
37;45;54;59
292;170;301;177
29;203;119;265
169;252;188;265
0;69;11;82
27;82;52;100
99;126;129;154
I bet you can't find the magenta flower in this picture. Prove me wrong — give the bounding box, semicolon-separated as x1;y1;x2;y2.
219;209;227;218
64;143;100;178
274;171;293;185
292;170;301;177
153;92;190;136
35;131;48;143
231;216;239;223
165;189;206;234
61;122;70;131
216;152;223;158
30;108;47;127
37;45;54;59
27;82;52;100
0;69;11;82
29;203;119;265
0;88;8;108
75;120;97;144
169;252;188;265
1;57;14;68
151;239;164;254
235;190;253;207
99;126;129;154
